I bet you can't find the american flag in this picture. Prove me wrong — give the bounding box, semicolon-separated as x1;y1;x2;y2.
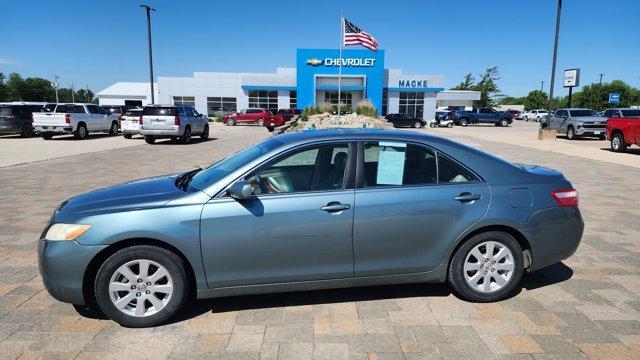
343;18;379;51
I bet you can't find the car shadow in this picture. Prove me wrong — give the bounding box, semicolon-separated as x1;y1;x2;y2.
600;147;640;155
151;137;218;145
73;262;575;324
44;134;116;141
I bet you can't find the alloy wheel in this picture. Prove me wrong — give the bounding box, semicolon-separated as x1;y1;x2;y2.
108;259;174;317
463;241;515;293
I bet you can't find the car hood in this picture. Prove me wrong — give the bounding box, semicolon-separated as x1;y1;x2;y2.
54;174;184;220
572;116;607;123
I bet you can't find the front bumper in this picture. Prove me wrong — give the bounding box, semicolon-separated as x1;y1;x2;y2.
34;125;73;134
37;239;107;305
576;127;606;136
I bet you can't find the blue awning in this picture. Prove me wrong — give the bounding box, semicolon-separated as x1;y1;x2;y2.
241;85;296;91
385;87;444;93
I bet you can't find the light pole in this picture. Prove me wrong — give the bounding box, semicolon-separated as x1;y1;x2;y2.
70;81;75;102
540;80;545;92
598;73;605;85
53;74;59;103
140;4;156;104
546;0;562;125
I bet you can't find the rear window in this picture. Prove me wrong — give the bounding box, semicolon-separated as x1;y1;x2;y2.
55;105;85;113
0;107;11;116
104;107;122;114
569;109;597;117
621;110;640;117
43;103;56;112
142;107;177;116
124;110;142;116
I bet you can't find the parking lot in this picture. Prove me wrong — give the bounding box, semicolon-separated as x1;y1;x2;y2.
1;122;639;359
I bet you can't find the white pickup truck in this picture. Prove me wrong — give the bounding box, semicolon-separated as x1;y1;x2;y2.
33;103;119;140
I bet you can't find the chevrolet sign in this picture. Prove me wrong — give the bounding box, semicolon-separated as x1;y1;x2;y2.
306;58;323;66
306;58;376;67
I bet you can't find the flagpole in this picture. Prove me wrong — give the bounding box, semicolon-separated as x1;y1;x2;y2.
337;11;344;122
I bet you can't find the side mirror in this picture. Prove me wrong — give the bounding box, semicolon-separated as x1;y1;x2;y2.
227;180;254;200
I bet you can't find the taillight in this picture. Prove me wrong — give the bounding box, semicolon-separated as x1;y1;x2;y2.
139;116;143;125
174;115;180;125
551;189;579;207
65;114;70;124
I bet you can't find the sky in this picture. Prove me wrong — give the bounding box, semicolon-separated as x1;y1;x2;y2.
2;0;639;97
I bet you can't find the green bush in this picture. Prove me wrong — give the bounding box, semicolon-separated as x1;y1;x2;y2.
330;104;352;114
303;106;317;116
300;113;308;122
355;99;377;117
315;102;333;114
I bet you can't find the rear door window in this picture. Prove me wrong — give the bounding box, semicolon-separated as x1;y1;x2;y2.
142;107;177;116
0;107;12;116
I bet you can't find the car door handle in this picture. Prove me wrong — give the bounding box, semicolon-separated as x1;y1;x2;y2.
454;193;481;202
321;202;351;212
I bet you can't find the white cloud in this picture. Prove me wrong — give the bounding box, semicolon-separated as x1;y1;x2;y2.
0;57;24;66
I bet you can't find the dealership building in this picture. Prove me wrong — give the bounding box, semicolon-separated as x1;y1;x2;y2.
97;48;479;120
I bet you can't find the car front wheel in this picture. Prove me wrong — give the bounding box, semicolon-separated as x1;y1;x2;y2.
226;118;236;126
414;121;422;129
566;126;576;140
448;231;523;302
500;119;509;127
94;245;188;328
611;133;627;152
200;124;209;141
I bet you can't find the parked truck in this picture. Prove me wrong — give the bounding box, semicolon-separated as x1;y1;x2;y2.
605;108;640;152
541;108;607;140
33;103;119;140
448;107;513;127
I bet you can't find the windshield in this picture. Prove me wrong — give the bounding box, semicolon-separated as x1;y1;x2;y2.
187;138;282;192
621;109;640;117
124;110;141;116
569;109;597;117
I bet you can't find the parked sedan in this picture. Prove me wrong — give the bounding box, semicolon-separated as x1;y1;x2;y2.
38;129;583;327
385;113;426;128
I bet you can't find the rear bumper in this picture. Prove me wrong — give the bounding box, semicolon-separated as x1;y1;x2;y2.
34;125;73;133
37;239;107;305
523;206;584;271
140;125;182;136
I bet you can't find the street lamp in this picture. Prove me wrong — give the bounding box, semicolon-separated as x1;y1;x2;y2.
140;4;156;104
546;0;562;124
540;80;545;92
598;73;605;85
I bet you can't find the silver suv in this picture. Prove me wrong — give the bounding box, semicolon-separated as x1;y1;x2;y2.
140;105;210;144
542;108;607;140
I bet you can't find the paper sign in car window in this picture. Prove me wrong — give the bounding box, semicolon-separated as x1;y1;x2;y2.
376;142;406;185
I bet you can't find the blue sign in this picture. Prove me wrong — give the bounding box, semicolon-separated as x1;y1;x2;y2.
609;93;620;104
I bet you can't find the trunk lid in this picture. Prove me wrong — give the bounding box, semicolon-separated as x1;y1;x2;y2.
33;113;67;126
142;107;177;129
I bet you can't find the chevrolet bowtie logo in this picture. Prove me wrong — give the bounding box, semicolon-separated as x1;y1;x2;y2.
306;58;323;66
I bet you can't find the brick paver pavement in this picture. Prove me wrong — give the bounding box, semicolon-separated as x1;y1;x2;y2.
0;124;639;359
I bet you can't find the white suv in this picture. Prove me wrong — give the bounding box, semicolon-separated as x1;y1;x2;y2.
523;109;548;122
139;105;210;144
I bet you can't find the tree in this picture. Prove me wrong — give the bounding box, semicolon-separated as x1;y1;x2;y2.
0;73;7;102
571;80;638;110
6;73;26;101
75;88;94;103
499;96;525;105
453;73;475;90
23;77;55;101
522;90;548;110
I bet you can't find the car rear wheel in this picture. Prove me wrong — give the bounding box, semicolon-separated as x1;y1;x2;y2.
447;123;453;128
123;133;133;139
41;132;53;140
460;118;468;127
226;118;236;126
448;231;523;302
74;124;88;140
181;126;192;144
20;123;33;137
500;119;509;127
94;245;188;328
611;133;627;152
257;118;264;126
108;121;119;136
566;126;576;140
414;121;422;129
144;136;156;144
200;124;209;141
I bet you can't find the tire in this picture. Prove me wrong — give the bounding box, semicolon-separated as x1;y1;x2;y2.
123;133;133;139
611;133;627;152
74;123;88;140
226;118;236;126
541;123;548;129
598;133;606;140
108;121;119;136
448;231;524;302
566;126;576;140
20;123;33;138
524;116;529;122
414;121;422;129
41;132;53;140
429;123;435;128
460;118;468;127
144;136;155;144
200;124;209;141
257;118;264;126
93;245;188;328
500;119;509;127
181;126;192;144
447;123;453;128
536;116;541;122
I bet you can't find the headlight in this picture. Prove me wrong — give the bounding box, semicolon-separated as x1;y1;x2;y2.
577;121;583;127
44;223;91;241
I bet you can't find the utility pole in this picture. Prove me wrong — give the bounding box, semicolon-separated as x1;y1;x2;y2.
598;73;605;85
86;85;90;102
53;74;59;103
546;0;562;126
71;82;75;102
540;80;545;92
140;5;156;104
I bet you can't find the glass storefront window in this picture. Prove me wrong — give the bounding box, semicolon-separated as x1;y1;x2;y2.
207;97;237;117
173;96;195;107
290;91;297;109
324;91;352;106
382;90;388;115
249;90;278;113
399;92;424;118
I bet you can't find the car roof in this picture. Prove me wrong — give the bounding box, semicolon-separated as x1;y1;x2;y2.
273;128;440;145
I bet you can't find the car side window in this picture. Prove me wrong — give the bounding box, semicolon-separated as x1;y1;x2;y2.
363;142;437;187
72;105;86;114
438;155;478;183
245;143;350;195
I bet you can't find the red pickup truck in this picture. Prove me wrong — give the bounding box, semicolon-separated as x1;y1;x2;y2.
606;109;640;152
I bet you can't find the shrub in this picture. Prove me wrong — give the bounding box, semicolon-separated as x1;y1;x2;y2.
300;113;308;122
315;102;333;114
355;99;378;117
303;106;317;116
330;104;352;115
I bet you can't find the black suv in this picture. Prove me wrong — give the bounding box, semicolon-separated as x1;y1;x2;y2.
0;103;49;137
384;113;426;128
276;108;302;122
